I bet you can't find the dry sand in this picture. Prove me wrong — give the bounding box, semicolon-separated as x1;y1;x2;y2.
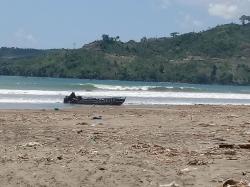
0;105;250;187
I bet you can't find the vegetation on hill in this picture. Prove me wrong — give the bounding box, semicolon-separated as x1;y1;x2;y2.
1;22;250;85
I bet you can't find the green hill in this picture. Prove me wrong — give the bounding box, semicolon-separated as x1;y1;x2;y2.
1;23;250;85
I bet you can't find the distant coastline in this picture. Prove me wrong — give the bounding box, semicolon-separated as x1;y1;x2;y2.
1;23;250;85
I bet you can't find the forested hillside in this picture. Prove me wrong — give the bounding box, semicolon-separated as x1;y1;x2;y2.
1;23;250;85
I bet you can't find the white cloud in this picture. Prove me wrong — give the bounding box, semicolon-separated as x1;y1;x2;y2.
155;0;250;20
177;14;203;32
15;29;36;44
10;29;38;48
156;0;211;8
208;0;250;19
208;3;238;19
156;0;171;8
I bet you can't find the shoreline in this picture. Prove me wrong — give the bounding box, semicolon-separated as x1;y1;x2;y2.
0;105;250;186
1;103;250;110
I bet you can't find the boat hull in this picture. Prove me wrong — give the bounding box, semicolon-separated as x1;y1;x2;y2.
70;97;125;105
64;93;125;106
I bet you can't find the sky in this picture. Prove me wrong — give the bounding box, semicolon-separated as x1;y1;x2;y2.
0;0;249;49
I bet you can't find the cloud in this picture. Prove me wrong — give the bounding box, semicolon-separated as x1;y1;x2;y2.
156;0;210;8
208;0;250;19
156;0;250;20
177;14;203;32
15;29;36;44
10;29;38;48
156;0;171;9
208;3;238;19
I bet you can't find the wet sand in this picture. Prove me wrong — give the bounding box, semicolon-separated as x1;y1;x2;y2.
0;105;250;187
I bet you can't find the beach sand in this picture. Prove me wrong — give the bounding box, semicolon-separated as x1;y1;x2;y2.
0;105;250;187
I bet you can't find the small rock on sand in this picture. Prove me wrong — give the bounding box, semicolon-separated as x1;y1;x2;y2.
92;116;102;120
76;122;89;126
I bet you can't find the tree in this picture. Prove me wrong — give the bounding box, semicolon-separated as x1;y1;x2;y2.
170;32;179;38
102;34;120;42
240;15;247;25
102;34;110;42
210;65;217;82
140;37;147;43
115;36;120;41
240;15;250;25
247;16;250;23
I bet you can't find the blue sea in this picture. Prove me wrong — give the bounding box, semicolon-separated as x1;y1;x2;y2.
1;75;250;109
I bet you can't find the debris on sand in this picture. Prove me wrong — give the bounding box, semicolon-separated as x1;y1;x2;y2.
92;116;102;120
76;122;89;126
177;167;198;175
18;153;29;160
219;143;235;149
22;142;41;147
160;181;179;187
198;123;216;127
188;158;208;166
222;179;250;187
227;114;240;118
224;150;237;155
223;179;238;187
3;105;250;187
219;143;250;149
98;167;106;171
76;129;83;134
238;144;250;149
57;155;63;160
243;121;250;125
131;143;179;158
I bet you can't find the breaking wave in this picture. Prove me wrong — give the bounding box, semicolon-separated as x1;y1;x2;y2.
78;83;200;92
2;76;250;107
1;89;250;99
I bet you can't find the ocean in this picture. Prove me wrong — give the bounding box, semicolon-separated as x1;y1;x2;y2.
1;75;250;109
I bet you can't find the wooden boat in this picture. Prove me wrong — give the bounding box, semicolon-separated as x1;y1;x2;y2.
64;92;125;106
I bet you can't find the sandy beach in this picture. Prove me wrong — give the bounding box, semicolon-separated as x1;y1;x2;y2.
0;105;250;187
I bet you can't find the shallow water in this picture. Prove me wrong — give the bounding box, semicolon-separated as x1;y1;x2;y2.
1;75;250;109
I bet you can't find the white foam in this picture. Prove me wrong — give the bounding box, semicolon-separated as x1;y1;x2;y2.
76;91;250;100
1;89;250;100
0;89;69;96
92;84;166;91
0;98;61;104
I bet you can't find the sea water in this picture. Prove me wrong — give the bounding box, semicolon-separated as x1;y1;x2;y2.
1;75;250;109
